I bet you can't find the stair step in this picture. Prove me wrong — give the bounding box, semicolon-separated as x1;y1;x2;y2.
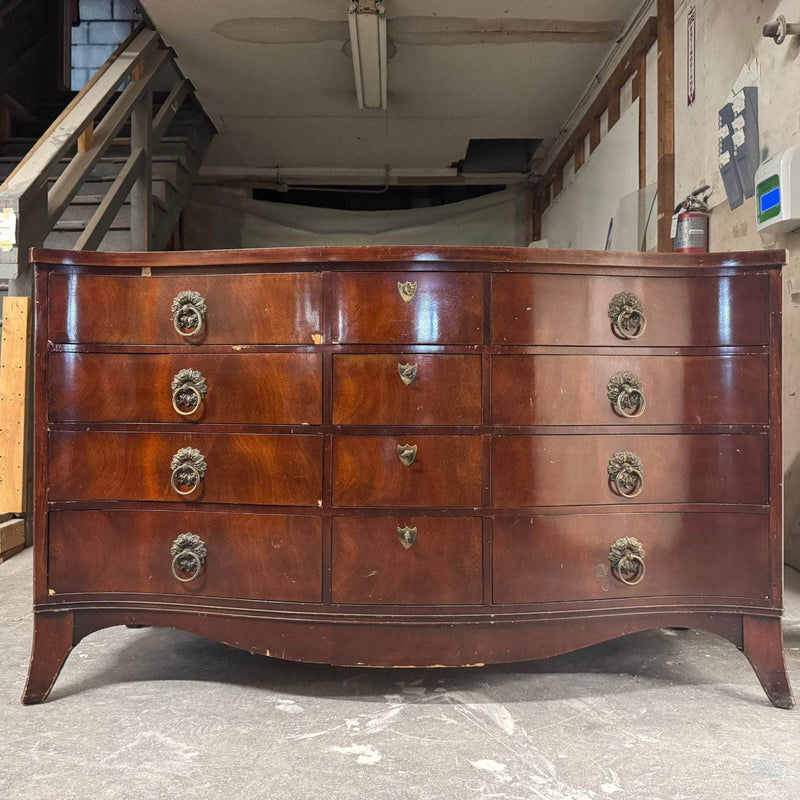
44;229;133;251
56;202;131;224
53;219;130;232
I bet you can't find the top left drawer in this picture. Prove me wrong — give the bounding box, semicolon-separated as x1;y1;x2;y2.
47;272;324;345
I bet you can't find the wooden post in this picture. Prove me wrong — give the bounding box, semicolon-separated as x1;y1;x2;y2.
657;0;675;251
0;296;30;514
637;52;647;190
77;121;94;153
588;117;601;155
608;87;621;129
130;59;153;251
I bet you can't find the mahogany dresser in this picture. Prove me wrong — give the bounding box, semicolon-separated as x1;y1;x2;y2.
23;245;793;708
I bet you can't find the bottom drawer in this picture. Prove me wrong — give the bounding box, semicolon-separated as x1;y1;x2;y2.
48;510;323;603
492;513;771;604
332;517;483;605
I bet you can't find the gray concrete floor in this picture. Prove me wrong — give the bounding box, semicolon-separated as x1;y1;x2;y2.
1;548;799;800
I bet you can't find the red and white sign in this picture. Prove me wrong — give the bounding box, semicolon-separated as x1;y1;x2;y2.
687;5;696;106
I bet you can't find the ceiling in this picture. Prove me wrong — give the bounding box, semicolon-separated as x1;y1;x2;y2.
140;0;644;181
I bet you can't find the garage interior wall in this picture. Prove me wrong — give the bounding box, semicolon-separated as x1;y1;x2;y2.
539;0;800;566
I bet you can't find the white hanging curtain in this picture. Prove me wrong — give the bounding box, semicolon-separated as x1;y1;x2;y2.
183;186;529;249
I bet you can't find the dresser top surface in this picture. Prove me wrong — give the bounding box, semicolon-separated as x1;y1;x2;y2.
31;245;786;273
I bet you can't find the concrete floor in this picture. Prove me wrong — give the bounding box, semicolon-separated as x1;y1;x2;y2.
1;548;799;800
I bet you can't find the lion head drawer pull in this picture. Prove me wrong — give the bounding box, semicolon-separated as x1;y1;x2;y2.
170;447;207;496
397;525;417;550
397;443;418;467
397;280;418;303
171;369;208;416
398;362;418;386
607;372;646;418
170;533;207;582
608;292;646;339
607;450;644;498
172;290;207;338
608;536;646;585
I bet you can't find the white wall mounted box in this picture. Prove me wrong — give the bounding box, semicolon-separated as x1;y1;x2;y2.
755;145;800;233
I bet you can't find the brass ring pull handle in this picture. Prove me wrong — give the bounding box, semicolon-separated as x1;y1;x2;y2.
172;291;207;338
608;537;646;585
169;447;207;496
397;443;418;467
397;526;417;550
397;280;418;303
171;369;208;417
608;292;647;339
398;362;418;386
607;372;646;418
170;533;207;582
607;450;644;498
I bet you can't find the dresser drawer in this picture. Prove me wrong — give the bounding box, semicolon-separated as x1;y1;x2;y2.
49;352;322;424
492;273;770;346
332;354;482;425
332;435;482;507
48;272;323;344
332;272;483;344
492;434;768;506
492;513;770;604
492;354;768;426
332;516;482;605
48;432;323;506
48;510;322;602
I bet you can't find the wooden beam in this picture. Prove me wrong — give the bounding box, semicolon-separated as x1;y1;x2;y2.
539;16;657;190
131;75;153;250
608;87;621;129
152;79;191;145
0;296;30;513
657;0;675;251
588;117;601;154
0;517;24;562
77;121;94;153
75;148;145;251
553;169;563;198
638;52;647;189
574;137;586;171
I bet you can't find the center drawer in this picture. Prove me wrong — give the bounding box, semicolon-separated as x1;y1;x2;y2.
332;272;483;344
332;435;483;507
332;354;482;425
48;510;323;602
49;352;322;424
48;432;323;506
332;516;483;605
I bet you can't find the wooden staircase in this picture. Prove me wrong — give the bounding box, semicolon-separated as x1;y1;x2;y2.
0;106;214;251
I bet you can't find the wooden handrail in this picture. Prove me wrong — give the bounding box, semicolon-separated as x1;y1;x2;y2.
0;22;212;280
0;27;159;202
0;21;147;193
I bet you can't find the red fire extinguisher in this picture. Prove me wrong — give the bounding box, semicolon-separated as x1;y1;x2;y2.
673;185;711;253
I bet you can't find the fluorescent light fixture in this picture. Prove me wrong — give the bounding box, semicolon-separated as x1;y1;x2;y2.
348;0;387;109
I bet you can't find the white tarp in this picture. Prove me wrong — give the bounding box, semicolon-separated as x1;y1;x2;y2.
183;186;529;249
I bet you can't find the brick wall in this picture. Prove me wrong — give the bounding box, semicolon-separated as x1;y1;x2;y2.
71;1;141;90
